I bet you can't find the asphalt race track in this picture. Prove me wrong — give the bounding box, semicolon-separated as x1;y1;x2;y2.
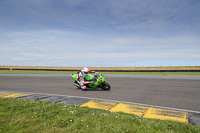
0;74;200;112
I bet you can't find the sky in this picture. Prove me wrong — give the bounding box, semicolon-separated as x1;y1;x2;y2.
0;0;200;67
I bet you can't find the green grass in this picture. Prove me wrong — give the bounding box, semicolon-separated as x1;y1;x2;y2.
0;98;200;133
0;70;200;76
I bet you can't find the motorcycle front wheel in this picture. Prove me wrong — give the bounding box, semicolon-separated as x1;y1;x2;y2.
100;82;110;90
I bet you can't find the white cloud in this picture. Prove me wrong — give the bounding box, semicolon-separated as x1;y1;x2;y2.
13;52;47;61
1;29;200;66
0;0;200;66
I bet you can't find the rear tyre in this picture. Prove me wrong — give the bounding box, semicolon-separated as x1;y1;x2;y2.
100;82;110;90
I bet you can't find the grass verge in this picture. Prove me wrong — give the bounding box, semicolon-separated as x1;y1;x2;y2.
0;98;200;133
0;70;200;76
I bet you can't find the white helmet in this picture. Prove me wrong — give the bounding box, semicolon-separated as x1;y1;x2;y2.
82;67;89;75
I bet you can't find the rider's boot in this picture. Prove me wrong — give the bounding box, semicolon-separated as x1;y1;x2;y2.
81;85;87;91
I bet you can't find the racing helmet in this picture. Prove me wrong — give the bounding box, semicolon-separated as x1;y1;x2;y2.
82;67;89;75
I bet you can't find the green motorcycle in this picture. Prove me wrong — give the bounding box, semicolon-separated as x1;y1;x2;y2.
71;73;110;90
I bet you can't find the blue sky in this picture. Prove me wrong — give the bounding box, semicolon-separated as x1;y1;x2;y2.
0;0;200;67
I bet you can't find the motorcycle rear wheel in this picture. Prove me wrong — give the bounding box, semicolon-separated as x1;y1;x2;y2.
100;82;110;90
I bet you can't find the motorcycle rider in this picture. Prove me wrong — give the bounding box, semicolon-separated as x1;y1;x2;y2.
74;67;98;90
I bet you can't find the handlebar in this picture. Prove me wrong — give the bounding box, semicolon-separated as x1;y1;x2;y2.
92;74;98;82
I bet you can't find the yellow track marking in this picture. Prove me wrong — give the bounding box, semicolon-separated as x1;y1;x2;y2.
80;100;117;110
142;107;188;123
0;93;32;98
109;103;149;116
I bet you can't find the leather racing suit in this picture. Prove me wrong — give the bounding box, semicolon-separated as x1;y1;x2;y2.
76;70;96;89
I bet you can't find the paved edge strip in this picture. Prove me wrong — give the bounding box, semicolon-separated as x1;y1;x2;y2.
0;91;199;125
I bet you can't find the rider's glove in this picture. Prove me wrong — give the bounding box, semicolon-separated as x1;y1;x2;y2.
95;72;99;75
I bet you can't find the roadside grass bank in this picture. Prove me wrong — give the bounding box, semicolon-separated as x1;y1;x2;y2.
0;70;200;76
1;98;200;133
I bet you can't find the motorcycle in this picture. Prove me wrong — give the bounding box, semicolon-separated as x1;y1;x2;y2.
71;73;111;90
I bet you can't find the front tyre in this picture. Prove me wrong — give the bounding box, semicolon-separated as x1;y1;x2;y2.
100;82;110;90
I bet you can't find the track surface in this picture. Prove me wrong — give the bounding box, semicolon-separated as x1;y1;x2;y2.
0;74;200;111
